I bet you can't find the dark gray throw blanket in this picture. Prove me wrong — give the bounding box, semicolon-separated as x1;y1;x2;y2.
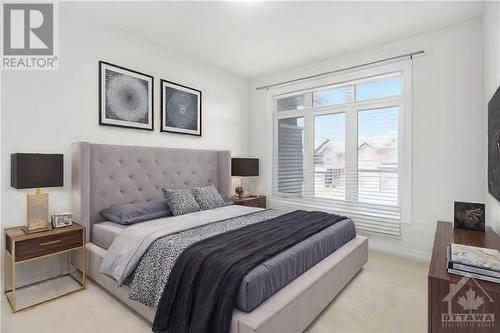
152;210;346;333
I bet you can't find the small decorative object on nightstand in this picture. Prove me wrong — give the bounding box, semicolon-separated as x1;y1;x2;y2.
453;201;485;232
11;153;64;234
3;223;86;312
231;195;266;209
51;213;73;229
231;158;259;199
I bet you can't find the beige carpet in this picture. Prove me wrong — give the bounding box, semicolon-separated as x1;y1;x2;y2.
1;250;428;333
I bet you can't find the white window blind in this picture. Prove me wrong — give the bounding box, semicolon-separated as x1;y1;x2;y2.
273;69;410;237
277;117;304;195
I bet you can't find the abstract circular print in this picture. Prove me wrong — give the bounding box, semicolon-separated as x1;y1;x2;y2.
165;87;198;130
105;69;149;124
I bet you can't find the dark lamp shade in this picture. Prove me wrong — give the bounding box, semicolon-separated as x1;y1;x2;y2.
11;153;63;189
231;158;259;177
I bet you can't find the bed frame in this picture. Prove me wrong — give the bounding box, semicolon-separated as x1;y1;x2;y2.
71;142;368;333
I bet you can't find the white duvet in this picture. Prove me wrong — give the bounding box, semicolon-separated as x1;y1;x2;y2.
100;205;263;284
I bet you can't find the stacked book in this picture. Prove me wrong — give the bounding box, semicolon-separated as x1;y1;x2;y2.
447;243;500;284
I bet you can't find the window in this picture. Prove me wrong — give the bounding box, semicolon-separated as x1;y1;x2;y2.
356;75;401;101
276;94;311;112
313;86;350;107
358;107;398;206
273;68;410;236
314;113;346;201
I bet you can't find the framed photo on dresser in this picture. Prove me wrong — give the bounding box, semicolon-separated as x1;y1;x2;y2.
453;201;485;232
99;61;154;131
160;79;202;136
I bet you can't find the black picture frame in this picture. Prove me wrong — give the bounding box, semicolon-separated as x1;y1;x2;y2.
160;79;202;136
453;201;485;232
99;61;154;131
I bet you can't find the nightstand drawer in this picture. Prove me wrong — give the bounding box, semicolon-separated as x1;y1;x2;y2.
232;196;266;209
242;198;266;207
14;229;83;262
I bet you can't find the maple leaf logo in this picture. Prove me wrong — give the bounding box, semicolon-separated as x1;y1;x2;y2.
457;288;485;313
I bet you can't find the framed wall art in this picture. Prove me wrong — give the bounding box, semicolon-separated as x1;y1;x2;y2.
160;79;201;136
99;61;154;130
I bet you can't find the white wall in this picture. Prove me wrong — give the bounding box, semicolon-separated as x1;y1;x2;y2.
1;4;250;284
250;19;484;260
483;2;500;235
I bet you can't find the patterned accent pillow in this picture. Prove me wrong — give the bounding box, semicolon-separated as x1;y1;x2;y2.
161;188;201;216
192;185;226;210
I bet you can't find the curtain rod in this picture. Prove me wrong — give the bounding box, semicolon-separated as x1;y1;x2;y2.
255;50;424;91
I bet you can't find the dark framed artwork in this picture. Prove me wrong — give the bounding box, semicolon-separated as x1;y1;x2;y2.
99;61;154;130
488;85;500;202
160;79;201;136
454;201;485;232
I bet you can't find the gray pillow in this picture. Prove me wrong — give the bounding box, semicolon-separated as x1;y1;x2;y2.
161;188;201;216
99;200;172;225
192;185;226;210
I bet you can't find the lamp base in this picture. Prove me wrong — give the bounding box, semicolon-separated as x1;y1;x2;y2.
21;225;50;234
26;190;50;233
235;186;244;199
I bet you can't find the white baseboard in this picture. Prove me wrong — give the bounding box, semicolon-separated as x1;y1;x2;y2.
366;238;431;263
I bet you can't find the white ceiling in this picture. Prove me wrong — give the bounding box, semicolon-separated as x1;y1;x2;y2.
72;1;483;79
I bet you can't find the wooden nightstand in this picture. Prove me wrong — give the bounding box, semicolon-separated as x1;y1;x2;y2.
4;223;86;312
231;195;266;208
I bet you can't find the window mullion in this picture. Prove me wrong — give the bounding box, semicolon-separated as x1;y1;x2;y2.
345;107;358;203
303;113;315;198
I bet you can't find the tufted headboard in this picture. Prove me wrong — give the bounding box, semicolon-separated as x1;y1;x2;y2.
71;142;231;241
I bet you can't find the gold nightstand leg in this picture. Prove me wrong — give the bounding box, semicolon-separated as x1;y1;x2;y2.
67;251;71;275
3;249;7;292
82;233;86;287
3;249;15;312
12;241;16;311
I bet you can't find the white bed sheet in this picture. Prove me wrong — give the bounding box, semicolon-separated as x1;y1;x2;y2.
92;222;126;250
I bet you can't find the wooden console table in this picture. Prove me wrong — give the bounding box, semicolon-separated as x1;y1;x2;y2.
428;221;500;332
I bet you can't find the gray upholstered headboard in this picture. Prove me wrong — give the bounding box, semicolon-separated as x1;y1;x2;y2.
71;142;231;241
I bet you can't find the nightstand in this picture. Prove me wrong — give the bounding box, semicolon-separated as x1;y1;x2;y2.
231;195;266;208
4;223;86;312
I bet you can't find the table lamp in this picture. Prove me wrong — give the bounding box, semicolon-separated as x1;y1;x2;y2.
11;153;63;233
231;158;259;199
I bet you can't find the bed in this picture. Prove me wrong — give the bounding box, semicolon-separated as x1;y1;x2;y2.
71;142;368;333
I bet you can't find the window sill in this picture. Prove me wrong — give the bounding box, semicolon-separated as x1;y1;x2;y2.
268;196;402;236
269;196;399;219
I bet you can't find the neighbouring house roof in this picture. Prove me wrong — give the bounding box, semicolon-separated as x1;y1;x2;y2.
314;138;330;154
